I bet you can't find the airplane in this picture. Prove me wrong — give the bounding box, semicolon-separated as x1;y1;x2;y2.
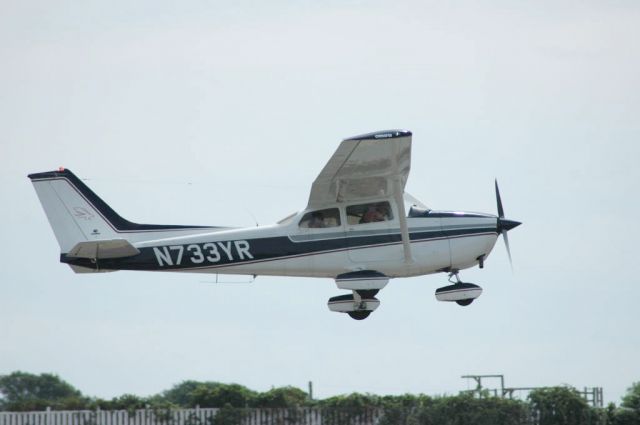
28;130;521;320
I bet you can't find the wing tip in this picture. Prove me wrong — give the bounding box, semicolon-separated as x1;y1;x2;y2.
28;168;75;180
343;129;412;142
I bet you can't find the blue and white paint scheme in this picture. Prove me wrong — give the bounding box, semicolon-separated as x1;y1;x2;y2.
28;130;521;320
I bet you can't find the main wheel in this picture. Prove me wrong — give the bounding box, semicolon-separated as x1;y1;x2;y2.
348;311;371;320
456;299;474;306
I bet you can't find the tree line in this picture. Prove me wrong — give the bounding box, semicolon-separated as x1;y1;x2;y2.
0;371;639;425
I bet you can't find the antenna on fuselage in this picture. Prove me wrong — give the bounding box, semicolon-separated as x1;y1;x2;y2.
244;208;259;227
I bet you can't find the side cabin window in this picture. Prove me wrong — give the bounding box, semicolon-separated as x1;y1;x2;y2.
298;208;341;229
346;201;394;225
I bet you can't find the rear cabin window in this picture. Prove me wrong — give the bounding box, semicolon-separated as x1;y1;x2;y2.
346;201;393;225
298;208;341;229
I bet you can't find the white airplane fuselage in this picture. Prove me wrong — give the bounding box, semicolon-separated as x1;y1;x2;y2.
75;205;500;279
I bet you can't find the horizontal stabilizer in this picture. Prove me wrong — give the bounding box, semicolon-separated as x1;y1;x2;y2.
67;239;140;259
68;265;116;274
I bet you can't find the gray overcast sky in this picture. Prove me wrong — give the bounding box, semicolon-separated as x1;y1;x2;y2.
1;0;639;405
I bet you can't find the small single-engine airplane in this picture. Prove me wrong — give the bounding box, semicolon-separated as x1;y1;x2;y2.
29;130;520;320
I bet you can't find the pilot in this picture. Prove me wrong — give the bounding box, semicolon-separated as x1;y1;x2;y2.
361;205;386;223
378;203;390;220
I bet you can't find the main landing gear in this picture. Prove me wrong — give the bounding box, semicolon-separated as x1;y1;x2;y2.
434;271;483;306
327;271;388;320
328;290;380;320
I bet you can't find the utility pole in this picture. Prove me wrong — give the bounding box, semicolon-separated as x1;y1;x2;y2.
308;381;313;400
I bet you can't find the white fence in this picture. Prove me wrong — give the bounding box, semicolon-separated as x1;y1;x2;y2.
0;408;383;425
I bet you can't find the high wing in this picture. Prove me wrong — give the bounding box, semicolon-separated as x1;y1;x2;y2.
307;130;412;209
308;129;414;264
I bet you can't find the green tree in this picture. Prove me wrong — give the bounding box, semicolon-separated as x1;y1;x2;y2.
621;382;640;411
253;386;309;408
528;386;591;425
608;382;640;425
610;409;640;425
210;403;248;425
411;394;529;425
159;381;221;407
377;394;427;425
189;384;256;408
318;392;380;410
316;393;381;425
0;371;87;411
103;394;148;411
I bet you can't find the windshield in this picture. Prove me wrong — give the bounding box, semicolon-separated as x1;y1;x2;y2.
277;211;298;225
404;192;429;211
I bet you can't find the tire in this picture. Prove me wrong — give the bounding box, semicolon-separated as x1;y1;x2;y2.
348;311;372;320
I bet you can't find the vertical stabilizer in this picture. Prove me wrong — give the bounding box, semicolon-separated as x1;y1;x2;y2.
28;168;214;255
29;170;118;252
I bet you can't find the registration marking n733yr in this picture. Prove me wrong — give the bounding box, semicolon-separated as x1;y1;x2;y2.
153;240;253;266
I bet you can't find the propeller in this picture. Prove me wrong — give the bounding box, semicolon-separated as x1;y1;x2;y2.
495;179;521;269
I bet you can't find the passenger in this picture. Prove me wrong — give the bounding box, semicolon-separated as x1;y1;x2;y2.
308;211;326;228
378;203;391;220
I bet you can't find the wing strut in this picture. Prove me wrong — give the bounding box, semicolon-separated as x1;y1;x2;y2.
393;179;413;264
390;139;413;264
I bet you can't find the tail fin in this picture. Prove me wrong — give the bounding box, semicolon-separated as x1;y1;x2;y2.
28;168;209;253
29;169;120;252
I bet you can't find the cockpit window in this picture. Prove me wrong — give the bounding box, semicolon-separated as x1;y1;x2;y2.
346;201;393;225
298;208;341;229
